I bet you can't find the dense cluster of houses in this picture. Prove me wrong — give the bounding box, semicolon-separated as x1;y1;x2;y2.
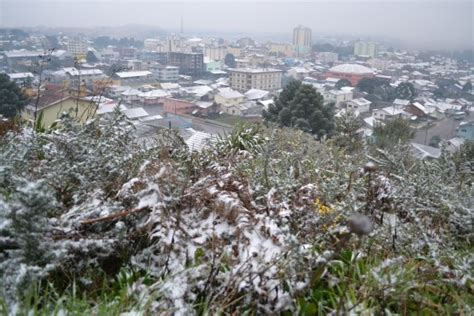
1;30;473;154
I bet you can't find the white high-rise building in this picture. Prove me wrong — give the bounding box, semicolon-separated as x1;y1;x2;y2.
292;25;312;56
67;37;88;57
354;41;378;58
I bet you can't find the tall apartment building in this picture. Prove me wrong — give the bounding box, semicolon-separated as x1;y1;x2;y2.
293;25;312;56
354;41;378;58
204;46;226;61
168;52;204;76
67;37;88;58
228;68;283;92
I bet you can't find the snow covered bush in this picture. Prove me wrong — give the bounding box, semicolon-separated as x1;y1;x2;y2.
0;117;472;314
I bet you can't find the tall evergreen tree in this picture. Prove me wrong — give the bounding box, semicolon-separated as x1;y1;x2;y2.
263;80;334;137
0;74;29;118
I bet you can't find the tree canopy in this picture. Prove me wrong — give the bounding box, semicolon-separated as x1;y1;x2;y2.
0;74;29;118
395;82;416;100
263;80;334;137
335;79;351;90
224;53;236;68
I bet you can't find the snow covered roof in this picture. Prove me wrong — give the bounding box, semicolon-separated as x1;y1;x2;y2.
412;102;427;114
393;99;410;107
349;98;371;106
195;101;214;109
116;71;152;79
228;67;282;74
258;99;274;110
121;88;141;96
63;67;104;76
379;106;406;116
218;88;244;99
411;143;441;159
122;107;149;119
139;89;170;99
160;82;181;90
182;85;213;97
328;63;374;74
244;89;269;100
184;129;215;152
7;72;34;79
3;50;43;58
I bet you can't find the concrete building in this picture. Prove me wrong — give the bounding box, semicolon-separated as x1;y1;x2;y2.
67;37;88;58
354;41;378;58
228;68;283;92
293;25;312;56
215;88;245;111
346;97;371;113
325;63;374;86
267;43;294;57
204;46;226;61
155;66;179;82
168;52;204;76
7;72;34;86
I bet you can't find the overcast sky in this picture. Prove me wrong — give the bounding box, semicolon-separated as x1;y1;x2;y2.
0;0;472;50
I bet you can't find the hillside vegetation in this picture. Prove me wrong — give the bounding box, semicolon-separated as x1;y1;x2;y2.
0;113;472;315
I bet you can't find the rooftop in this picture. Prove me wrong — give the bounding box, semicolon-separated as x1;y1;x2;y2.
116;71;152;79
228;67;282;74
328;63;374;75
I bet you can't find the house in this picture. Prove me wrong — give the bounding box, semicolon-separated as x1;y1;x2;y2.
22;85;96;127
114;71;153;85
373;106;411;121
7;72;34;86
215;88;245;109
138;89;170;105
194;101;218;116
163;98;196;115
122;107;149;120
404;102;428;118
287;67;311;80
456;121;474;140
325;88;353;107
346;98;371;113
121;88;142;104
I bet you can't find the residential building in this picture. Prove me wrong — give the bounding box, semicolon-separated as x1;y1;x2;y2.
163;98;196;115
7;72;34;86
324;88;354;107
228;68;283;92
267;43;294;57
204;58;223;73
155;66;179;82
22;85;96;127
168;52;204;76
215;88;245;111
204;46;226;61
293;25;312;56
114;71;153;85
346;97;371;113
66;37;88;58
354;41;378;58
373;106;411;121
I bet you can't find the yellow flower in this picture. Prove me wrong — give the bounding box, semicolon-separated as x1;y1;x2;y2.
314;198;333;216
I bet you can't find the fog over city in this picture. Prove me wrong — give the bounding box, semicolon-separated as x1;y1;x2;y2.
1;0;472;50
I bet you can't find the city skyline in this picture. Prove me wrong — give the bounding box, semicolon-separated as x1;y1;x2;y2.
0;0;472;50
